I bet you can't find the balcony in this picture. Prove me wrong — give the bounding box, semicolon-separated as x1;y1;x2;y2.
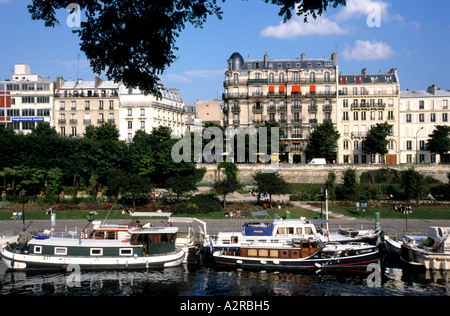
323;105;333;112
83;119;91;124
291;118;302;124
291;105;302;112
231;106;241;113
308;105;318;112
252;106;263;113
291;134;303;139
58;119;66;124
69;119;77;124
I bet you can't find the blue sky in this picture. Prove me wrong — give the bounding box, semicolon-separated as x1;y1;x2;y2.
0;0;449;104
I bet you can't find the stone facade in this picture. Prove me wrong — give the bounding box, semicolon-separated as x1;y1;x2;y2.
223;52;338;164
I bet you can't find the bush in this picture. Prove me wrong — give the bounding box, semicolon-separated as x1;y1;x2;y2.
171;194;222;214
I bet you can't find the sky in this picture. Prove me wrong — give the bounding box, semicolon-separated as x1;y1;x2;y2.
0;0;449;104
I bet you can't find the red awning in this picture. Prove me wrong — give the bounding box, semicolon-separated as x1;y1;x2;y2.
356;77;361;84
269;86;275;92
310;85;316;92
292;85;301;92
341;77;347;84
279;86;285;92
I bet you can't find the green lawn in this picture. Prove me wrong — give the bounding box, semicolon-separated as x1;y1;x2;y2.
327;205;450;220
0;206;319;221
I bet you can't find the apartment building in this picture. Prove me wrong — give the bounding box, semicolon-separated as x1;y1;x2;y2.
195;99;224;126
0;64;54;133
337;68;401;164
399;85;450;164
223;52;338;163
54;77;120;138
119;85;185;142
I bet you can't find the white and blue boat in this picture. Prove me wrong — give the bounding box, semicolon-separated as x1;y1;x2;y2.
212;237;379;270
204;214;379;257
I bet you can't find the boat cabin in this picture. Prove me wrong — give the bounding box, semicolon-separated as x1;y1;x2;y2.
237;239;325;259
129;227;178;255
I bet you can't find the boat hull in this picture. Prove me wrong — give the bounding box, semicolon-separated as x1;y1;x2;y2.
1;246;185;271
212;247;378;270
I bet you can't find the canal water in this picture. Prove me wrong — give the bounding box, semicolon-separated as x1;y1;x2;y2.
0;255;448;297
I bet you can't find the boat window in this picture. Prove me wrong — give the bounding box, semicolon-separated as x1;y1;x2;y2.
304;227;313;234
259;249;269;257
34;246;42;254
54;247;67;255
310;242;318;248
269;250;278;257
120;248;133;256
108;231;116;240
277;227;286;234
301;241;309;248
296;228;303;234
248;249;258;256
286;227;294;234
231;236;238;244
90;248;103;256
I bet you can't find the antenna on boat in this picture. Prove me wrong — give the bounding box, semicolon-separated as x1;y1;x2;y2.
325;189;330;242
101;203;115;226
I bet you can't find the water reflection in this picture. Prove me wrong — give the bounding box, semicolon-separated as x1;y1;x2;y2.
0;257;448;296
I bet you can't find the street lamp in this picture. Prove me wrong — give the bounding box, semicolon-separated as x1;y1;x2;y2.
416;127;424;164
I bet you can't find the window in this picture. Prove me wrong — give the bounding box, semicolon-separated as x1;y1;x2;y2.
324;72;330;82
353;111;358;121
406;141;412;150
99;100;104;110
37;96;50;103
85;101;90;110
120;248;133;256
127;109;132;117
22;96;35;103
34;246;42;254
430;113;436;122
60;101;65;110
309;72;315;83
419;100;424;109
343;112;349;121
419;114;425;122
406;114;412;123
443;113;448;122
90;248;103;256
109;101;114;110
54;247;67;255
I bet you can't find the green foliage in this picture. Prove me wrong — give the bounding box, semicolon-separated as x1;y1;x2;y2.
253;171;289;206
307;119;340;161
426;125;450;160
362;122;392;160
171;194;221;215
401;167;428;203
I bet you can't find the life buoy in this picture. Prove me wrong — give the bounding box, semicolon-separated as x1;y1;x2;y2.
321;253;326;259
121;240;130;243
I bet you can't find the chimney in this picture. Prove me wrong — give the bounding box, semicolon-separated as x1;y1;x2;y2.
362;68;367;76
264;52;268;68
331;52;337;66
427;84;437;95
301;53;306;61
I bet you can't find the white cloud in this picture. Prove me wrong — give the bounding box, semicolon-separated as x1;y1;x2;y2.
342;40;395;61
261;16;348;39
335;0;389;21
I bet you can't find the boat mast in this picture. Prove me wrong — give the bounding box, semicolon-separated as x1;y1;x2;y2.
326;189;329;242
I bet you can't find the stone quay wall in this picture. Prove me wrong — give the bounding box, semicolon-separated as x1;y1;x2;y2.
198;163;450;184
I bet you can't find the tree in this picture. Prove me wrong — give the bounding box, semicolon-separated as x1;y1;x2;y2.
253;171;289;208
426;125;450;163
340;168;358;201
401;167;427;203
212;162;242;208
212;176;242;208
119;174;154;209
28;0;346;94
363;122;392;163
308;119;340;162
